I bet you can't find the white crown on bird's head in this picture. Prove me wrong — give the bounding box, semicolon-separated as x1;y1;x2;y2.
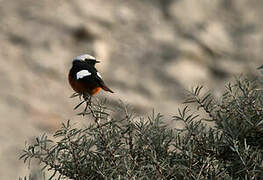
72;54;100;65
73;54;96;61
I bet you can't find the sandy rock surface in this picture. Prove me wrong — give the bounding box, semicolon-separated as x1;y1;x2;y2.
0;0;262;178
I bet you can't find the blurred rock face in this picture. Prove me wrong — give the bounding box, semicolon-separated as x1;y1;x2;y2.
0;0;262;178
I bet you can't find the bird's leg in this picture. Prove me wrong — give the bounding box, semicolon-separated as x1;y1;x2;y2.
83;93;92;104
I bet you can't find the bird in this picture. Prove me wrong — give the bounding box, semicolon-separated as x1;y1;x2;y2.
68;54;114;98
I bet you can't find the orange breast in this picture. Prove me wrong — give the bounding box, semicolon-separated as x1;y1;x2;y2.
90;87;101;95
68;74;101;96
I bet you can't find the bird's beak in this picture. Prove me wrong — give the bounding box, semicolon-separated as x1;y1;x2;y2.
95;60;100;63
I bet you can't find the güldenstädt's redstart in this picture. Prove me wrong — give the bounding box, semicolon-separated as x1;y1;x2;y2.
68;54;114;96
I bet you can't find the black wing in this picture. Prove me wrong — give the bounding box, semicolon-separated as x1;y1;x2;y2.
79;64;114;93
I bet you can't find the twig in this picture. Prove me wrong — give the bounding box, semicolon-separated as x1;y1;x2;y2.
81;95;117;167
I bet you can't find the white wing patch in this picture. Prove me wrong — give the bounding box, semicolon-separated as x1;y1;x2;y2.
76;70;91;79
97;72;102;78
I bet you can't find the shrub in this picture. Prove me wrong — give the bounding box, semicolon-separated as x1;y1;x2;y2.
20;68;263;179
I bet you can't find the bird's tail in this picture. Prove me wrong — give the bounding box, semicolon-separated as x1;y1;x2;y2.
101;85;114;93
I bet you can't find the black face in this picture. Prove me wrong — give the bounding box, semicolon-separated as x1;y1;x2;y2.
72;59;100;67
84;59;100;65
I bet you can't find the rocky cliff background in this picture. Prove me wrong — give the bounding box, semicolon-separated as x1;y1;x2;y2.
0;0;262;178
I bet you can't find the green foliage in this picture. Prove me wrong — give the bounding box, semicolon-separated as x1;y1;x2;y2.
20;69;263;179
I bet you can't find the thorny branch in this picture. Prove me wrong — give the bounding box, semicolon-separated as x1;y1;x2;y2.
74;93;117;166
